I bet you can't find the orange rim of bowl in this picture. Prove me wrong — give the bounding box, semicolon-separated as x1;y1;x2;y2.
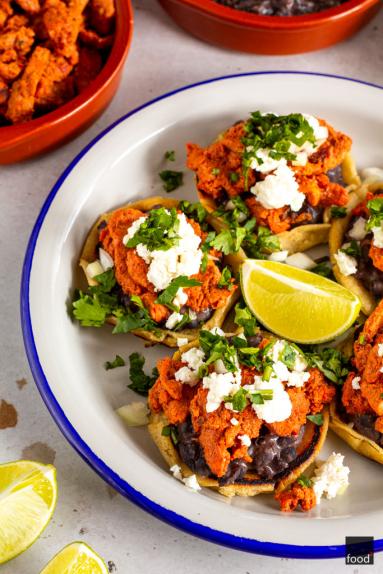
169;0;381;28
0;0;134;147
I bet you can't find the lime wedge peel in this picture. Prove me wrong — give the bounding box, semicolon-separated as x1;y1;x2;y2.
241;259;361;344
0;460;57;565
40;542;108;574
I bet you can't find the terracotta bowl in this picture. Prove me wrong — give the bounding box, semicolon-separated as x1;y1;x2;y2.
0;0;133;164
157;0;381;55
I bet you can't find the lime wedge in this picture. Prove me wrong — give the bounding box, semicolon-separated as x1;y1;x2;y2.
40;542;108;574
0;460;57;565
241;259;361;344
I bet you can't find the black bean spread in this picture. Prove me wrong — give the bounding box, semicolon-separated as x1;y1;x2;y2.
213;0;349;16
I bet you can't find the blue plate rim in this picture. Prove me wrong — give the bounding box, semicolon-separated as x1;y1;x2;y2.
20;70;383;559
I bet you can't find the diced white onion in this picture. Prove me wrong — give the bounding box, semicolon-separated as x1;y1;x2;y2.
99;247;114;270
285;252;316;270
86;260;104;279
268;250;289;262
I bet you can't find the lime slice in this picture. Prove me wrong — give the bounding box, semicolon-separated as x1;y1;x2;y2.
40;542;108;574
241;259;361;344
0;460;57;564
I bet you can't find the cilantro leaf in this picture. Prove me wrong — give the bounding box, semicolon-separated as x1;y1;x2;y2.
211;167;220;176
178;200;207;225
307;413;323;426
330;206;347;219
305;347;350;385
297;474;313;488
366;197;383;231
72;292;110;327
156;276;201;310
104;355;125;370
225;388;247;412
242;112;316;188
199;330;238;372
164;150;175;161
311;261;333;278
341;240;361;258
91;269;116;293
125;207;180;251
210;227;246;255
128;352;158;396
217;266;233;289
234;302;257;336
159;170;183;192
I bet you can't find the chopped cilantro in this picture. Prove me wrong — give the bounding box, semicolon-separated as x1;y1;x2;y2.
91;269;116;293
341;240;361;258
178;200;207;225
217;266;233;289
104;355;125;370
113;296;159;334
297;474;313;488
159;170;183;193
125;207;180;251
128;352;158;396
330;206;347;219
210;227;246;255
305;347;350;385
279;342;299;370
242;112;316;188
234;302;257;336
226;388;248;412
366;197;383;231
307;413;323;426
161;425;171;436
229;172;239;183
249;389;273;405
263;364;273;382
211;167;221;176
156;276;201;310
358;334;366;345
199;330;238;373
72;292;110;327
311;261;333;279
164;150;175;161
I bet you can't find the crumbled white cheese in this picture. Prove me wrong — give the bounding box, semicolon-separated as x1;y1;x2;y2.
124;212;202;292
173;288;188;308
170;464;183;481
230;417;239;426
290;115;328;166
285;252;316;270
348;217;367;241
202;371;241;413
334;250;357;276
352;376;361;390
246;377;292;423
249;149;285;173
268;250;289;262
372;224;383;248
264;340;310;388
174;366;199;386
250;163;305;212
238;434;251;447
175;347;205;385
177;337;189;347
182;474;201;492
311;452;350;503
99;247;114;270
165;312;184;330
378;344;383;357
181;348;205;371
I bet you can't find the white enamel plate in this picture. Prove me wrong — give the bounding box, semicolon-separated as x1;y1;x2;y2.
21;72;383;558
